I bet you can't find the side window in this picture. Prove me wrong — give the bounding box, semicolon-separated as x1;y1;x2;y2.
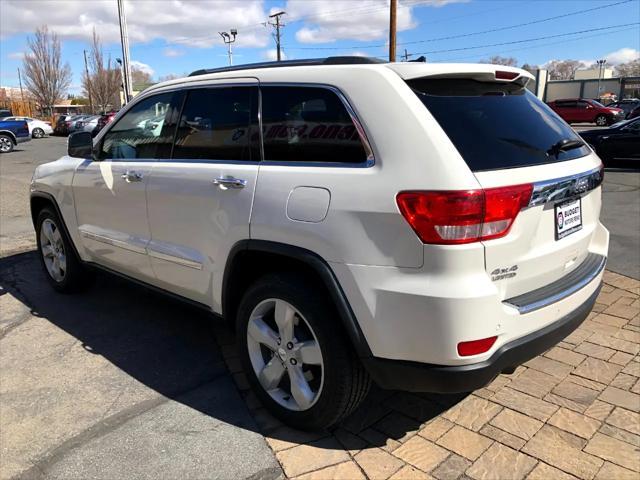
99;92;175;160
172;86;259;161
261;86;369;164
577;101;590;109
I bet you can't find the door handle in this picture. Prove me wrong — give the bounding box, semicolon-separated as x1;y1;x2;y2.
121;170;143;183
213;176;247;190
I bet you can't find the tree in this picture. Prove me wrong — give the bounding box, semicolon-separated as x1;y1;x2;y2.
521;63;539;73
158;73;182;82
131;66;153;85
82;29;121;112
546;60;584;80
615;59;640;77
480;55;518;66
22;26;72;115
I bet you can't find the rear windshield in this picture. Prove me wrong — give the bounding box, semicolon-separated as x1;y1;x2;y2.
408;78;590;171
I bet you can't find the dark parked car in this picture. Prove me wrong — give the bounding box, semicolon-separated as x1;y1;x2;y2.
547;98;624;126
0;109;12;118
0;118;31;153
607;99;640;119
54;114;74;136
92;111;117;137
578;117;640;168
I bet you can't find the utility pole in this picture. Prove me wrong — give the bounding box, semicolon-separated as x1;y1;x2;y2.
117;0;132;104
402;49;413;62
269;11;286;61
596;59;606;101
83;50;94;113
389;0;397;62
219;29;238;66
17;67;25;103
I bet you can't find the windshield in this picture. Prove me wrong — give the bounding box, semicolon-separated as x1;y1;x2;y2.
591;100;606;108
611;117;639;128
408;78;590;171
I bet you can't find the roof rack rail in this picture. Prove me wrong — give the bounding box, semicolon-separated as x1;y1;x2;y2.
188;56;385;77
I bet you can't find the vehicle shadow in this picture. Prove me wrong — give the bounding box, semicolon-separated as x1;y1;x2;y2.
0;250;464;447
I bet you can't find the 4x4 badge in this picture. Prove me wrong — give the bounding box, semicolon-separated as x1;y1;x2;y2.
491;265;518;281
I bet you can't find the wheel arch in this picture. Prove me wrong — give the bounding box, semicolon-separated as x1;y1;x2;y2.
0;130;17;144
223;240;372;358
30;191;82;260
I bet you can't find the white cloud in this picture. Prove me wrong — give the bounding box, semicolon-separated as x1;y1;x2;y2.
0;0;271;49
262;48;287;61
286;0;466;44
604;48;639;65
7;51;24;59
163;47;185;57
130;60;154;77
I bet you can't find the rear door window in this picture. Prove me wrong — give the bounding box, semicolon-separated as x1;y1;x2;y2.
408;79;590;171
260;86;368;164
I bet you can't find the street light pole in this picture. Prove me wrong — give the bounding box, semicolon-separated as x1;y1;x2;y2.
596;59;606;102
219;29;238;66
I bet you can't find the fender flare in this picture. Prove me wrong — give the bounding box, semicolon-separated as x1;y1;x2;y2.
223;239;373;358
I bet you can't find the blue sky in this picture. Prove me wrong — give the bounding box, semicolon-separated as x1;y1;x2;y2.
0;0;638;95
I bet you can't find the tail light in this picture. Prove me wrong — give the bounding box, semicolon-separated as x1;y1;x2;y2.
65;121;71;127
396;184;533;245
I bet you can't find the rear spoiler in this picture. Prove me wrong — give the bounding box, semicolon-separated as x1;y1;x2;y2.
386;63;535;86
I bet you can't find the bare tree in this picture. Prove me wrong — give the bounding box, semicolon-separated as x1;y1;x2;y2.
615;59;640;77
479;55;518;66
22;26;72;115
131;66;153;85
158;73;182;82
546;60;585;80
83;29;121;112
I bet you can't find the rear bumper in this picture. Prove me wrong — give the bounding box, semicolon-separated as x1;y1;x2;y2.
362;283;600;393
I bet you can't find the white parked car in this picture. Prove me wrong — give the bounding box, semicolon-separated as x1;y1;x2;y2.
1;116;53;138
30;58;609;430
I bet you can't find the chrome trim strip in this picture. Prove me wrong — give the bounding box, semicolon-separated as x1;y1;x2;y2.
529;165;603;207
79;229;147;255
147;248;203;270
504;254;606;314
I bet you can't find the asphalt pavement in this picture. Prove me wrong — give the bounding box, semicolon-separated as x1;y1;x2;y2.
0;137;281;479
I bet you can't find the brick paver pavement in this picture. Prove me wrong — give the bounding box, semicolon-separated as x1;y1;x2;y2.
215;270;640;480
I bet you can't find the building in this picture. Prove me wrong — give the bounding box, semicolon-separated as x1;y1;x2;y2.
574;68;614;80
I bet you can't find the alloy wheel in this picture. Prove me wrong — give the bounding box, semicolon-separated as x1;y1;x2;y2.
33;128;44;138
596;116;607;126
0;137;12;152
246;298;324;411
40;218;66;282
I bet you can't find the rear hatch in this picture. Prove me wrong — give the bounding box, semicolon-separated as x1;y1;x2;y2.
403;68;603;301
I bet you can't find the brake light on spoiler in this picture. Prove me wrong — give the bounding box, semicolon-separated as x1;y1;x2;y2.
396;184;533;245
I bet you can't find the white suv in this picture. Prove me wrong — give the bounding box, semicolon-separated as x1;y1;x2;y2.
31;58;609;430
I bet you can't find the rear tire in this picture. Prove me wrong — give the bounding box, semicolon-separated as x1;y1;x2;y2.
237;273;370;430
0;134;14;153
32;128;45;138
595;114;608;126
36;207;90;293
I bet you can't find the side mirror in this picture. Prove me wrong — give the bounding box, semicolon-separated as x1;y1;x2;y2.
68;131;93;158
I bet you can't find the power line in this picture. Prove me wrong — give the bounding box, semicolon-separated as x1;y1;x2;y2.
433;25;638;62
410;22;640;57
288;0;634;50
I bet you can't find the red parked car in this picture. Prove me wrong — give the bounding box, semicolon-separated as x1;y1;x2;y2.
547;98;624;126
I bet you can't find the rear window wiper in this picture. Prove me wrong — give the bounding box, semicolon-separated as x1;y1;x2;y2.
547;139;584;158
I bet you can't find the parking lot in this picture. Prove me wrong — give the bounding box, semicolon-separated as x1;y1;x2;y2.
1;137;639;479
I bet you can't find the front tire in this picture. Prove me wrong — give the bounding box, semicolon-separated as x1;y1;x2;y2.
595;114;609;126
237;273;370;430
36;207;89;292
0;134;14;153
32;128;45;138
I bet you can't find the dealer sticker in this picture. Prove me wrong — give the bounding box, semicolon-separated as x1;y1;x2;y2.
555;198;582;240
